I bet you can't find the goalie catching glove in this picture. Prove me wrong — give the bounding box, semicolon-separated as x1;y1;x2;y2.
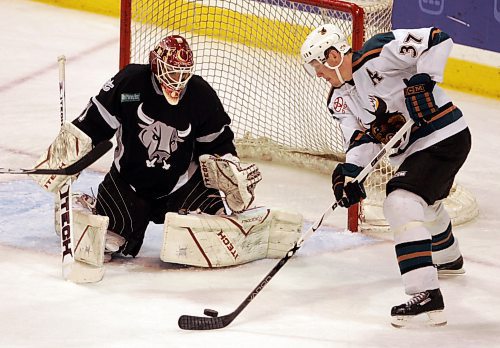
199;154;262;213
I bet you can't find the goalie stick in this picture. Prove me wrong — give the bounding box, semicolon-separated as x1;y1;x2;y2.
178;119;415;330
0;140;112;175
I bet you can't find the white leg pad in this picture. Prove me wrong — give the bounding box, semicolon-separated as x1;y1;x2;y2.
267;210;304;258
65;260;106;284
54;193;109;276
72;207;109;268
161;207;303;267
62;207;109;283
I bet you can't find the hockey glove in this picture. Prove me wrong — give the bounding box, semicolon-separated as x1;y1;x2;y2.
199;154;262;213
30;122;93;193
332;163;366;208
403;73;438;126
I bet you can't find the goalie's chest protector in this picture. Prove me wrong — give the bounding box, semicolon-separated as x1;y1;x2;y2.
113;74;199;197
84;65;235;198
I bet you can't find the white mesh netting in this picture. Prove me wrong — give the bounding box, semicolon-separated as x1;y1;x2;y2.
123;0;478;230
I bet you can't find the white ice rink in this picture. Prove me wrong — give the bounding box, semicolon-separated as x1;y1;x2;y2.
1;1;499;347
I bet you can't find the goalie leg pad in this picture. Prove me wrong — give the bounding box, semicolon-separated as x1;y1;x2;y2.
72;206;109;268
55;193;109;268
58;205;109;283
161;207;302;267
267;210;304;258
30;122;93;193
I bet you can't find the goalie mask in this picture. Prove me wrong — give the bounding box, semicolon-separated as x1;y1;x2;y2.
150;35;195;105
301;24;350;84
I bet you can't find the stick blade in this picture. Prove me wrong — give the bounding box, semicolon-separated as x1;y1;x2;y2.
178;314;231;330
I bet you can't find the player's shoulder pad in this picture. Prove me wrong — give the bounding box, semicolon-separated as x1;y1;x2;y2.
352;32;396;72
187;74;210;89
120;63;150;77
185;74;221;106
427;27;451;49
110;63;151;90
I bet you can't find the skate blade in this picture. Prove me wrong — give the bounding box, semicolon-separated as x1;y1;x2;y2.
391;310;447;328
438;268;465;277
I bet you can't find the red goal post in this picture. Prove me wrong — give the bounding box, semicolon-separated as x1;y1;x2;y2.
118;0;396;231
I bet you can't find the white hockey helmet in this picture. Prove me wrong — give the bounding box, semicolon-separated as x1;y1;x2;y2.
301;23;350;77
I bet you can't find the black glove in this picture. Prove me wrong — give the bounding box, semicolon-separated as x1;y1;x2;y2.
403;73;438;126
332;163;366;208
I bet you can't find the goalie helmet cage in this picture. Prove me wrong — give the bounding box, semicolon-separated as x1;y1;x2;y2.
119;0;478;232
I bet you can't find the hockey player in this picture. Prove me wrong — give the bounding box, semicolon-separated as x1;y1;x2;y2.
32;35;302;273
301;25;471;327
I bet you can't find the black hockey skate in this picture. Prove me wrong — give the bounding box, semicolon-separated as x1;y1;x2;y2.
436;255;465;276
391;289;446;327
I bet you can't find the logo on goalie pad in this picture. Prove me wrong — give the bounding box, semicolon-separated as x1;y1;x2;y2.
59;185;73;258
393;170;407;178
217;230;239;260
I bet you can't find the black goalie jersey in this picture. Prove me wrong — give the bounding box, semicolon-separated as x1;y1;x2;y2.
73;64;237;199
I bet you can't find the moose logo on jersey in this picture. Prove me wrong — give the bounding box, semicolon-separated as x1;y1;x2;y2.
367;96;406;144
137;103;191;170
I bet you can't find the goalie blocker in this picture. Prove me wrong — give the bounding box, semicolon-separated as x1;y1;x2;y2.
161;207;303;267
29;122;93;192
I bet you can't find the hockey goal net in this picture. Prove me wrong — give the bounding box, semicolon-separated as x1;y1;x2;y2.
119;0;478;231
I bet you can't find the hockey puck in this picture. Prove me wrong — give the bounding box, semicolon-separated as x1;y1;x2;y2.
203;309;219;317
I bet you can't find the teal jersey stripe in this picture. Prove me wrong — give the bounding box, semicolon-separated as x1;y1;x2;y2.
352;32;395;73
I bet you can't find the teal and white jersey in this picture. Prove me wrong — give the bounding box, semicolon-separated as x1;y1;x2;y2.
328;27;468;167
327;82;381;168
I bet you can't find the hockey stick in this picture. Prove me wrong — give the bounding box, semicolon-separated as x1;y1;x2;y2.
0;140;113;175
178;119;415;330
55;56;106;283
57;55;76;281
